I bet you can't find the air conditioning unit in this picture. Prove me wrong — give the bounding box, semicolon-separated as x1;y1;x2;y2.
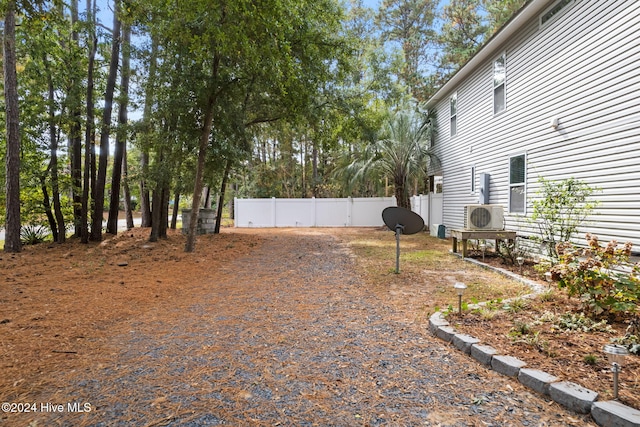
464;204;504;230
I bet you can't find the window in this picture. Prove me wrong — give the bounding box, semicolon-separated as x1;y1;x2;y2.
494;53;506;114
450;93;457;136
540;0;574;27
509;154;526;213
470;165;476;193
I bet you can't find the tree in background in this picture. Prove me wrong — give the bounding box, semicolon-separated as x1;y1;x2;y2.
437;0;486;75
377;0;438;101
483;0;528;36
0;0;530;252
436;0;527;78
341;103;437;209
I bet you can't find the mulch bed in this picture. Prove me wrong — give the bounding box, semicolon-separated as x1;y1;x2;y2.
451;252;640;410
1;228;597;426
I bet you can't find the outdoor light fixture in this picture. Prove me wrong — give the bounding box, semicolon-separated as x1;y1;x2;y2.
454;282;467;315
517;256;524;275
479;242;486;262
603;344;629;400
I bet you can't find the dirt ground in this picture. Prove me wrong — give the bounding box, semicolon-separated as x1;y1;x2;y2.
0;226;615;426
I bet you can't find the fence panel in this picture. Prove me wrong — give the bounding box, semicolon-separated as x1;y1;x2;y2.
234;197;398;227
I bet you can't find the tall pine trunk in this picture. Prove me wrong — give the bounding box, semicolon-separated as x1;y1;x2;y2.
171;192;180;229
81;0;97;243
3;1;21;253
45;55;66;243
139;38;158;228
39;174;58;243
107;21;131;235
185;97;217;252
122;145;134;230
91;1;121;241
70;0;83;237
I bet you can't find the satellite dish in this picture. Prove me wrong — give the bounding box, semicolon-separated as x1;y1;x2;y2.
382;206;425;273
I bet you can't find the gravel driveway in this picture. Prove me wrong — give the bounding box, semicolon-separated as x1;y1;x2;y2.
33;230;595;426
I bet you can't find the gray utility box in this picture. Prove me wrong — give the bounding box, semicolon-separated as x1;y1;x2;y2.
182;208;216;235
479;173;490;204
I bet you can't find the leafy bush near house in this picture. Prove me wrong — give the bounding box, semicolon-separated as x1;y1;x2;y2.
550;234;639;318
530;177;600;261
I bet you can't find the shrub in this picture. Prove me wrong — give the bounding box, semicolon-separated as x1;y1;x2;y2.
530;177;599;261
20;225;49;245
550;234;639;318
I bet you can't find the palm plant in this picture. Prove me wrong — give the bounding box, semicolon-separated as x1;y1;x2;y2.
342;105;438;208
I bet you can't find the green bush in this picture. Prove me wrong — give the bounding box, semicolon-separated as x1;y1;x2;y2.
20;225;49;245
530;177;599;261
550;234;639;318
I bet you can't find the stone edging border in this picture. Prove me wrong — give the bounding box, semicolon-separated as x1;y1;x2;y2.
429;255;640;426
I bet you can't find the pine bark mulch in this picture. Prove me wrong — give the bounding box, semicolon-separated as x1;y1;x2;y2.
1;228;596;426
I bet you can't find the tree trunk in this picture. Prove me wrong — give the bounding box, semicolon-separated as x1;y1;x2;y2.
160;185;170;238
394;176;410;209
45;55;66;243
139;152;152;228
214;158;232;234
3;1;21;253
107;21;130;235
185;55;220;253
312;142;318;197
70;0;83;237
203;187;211;209
122;145;134;230
229;183;236;220
39;175;58;243
149;188;162;242
81;0;97;244
171;192;180;229
139;37;158;229
91;0;121;241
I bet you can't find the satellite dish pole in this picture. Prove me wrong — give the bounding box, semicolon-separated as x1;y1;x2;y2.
394;223;405;273
382;206;424;274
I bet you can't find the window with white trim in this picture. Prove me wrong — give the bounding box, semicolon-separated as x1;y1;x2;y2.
540;0;574;28
494;53;506;114
450;92;457;136
470;165;476;193
509;154;526;213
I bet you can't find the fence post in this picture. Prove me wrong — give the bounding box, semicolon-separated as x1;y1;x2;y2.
272;197;277;227
312;197;317;227
347;197;352;226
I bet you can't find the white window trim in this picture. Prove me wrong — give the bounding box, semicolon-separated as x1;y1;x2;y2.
470;165;476;194
450;92;457;137
493;52;506;115
539;0;575;29
508;153;527;214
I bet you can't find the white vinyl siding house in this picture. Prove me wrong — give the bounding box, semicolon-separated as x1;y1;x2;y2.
426;0;640;249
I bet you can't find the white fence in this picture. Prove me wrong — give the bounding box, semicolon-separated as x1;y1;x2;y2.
234;196;434;228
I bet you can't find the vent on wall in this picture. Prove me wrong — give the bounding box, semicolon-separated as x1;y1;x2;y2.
464;205;504;230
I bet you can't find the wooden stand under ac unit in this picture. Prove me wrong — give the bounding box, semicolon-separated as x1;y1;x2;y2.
450;229;517;258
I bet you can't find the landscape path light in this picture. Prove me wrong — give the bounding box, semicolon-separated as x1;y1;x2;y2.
516;256;524;275
603;344;629;400
544;271;553;285
454;282;467;315
479;242;486;262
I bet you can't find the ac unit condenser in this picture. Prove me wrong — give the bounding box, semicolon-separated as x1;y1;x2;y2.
464;204;504;231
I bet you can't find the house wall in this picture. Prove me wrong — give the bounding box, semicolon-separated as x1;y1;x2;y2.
431;0;640;249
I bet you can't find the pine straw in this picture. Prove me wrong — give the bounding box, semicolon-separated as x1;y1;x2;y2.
1;227;596;426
